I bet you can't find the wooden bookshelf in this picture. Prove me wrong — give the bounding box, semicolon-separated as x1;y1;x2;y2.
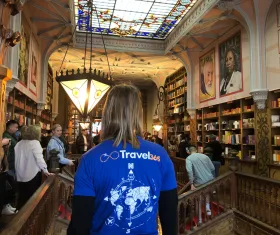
6;88;52;129
164;67;187;153
6;64;53;131
189;97;256;162
269;89;280;165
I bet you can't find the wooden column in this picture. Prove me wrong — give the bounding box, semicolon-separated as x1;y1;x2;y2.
190;118;196;146
255;104;271;177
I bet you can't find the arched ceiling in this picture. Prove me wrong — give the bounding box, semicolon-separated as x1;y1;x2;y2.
49;47;183;88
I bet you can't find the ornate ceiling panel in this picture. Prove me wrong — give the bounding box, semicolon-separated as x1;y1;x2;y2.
74;0;198;39
49;47;182;87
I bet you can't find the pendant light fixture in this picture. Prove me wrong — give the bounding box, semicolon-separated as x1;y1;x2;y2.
56;1;113;118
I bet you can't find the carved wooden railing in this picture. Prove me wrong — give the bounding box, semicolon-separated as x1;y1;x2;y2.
0;175;58;235
236;172;280;230
177;171;235;234
63;154;82;178
170;157;189;190
0;174;74;235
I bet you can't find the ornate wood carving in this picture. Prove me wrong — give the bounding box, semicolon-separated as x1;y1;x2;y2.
0;0;24;64
255;105;271;177
190;117;196;146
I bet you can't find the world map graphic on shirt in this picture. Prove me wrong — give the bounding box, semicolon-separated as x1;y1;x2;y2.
104;163;157;234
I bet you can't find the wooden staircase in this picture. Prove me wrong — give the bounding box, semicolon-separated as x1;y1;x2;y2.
1;155;280;235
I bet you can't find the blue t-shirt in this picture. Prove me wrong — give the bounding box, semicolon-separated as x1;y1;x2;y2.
74;137;177;235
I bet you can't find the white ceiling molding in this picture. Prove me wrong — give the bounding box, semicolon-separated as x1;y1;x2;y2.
164;0;221;54
74;33;166;55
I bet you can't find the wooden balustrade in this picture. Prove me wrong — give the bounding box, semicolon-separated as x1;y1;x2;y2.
0;174;74;235
0;175;58;235
236;172;280;230
63;154;82;178
177;171;234;234
170;157;189;187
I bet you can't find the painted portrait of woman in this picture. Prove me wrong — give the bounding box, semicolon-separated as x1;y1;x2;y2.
219;33;243;97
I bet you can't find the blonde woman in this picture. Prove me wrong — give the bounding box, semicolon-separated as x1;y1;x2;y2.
15;125;53;209
68;84;178;235
47;124;74;167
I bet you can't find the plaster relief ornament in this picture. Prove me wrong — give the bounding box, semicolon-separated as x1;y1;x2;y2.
4;0;26;15
0;0;24;64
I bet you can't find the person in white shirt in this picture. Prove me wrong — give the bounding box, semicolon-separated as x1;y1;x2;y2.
15;125;53;209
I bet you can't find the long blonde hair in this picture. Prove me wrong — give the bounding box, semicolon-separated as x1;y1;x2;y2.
101;84;143;148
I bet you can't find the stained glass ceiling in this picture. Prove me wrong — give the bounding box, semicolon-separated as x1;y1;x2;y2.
74;0;198;39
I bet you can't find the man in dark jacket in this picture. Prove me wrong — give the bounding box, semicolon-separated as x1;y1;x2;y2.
205;134;224;165
178;134;191;159
1;120;19;215
76;129;91;154
3;120;19;175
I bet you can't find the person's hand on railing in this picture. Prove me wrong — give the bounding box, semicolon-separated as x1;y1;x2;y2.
44;172;55;177
191;184;196;191
43;169;55;177
68;160;75;166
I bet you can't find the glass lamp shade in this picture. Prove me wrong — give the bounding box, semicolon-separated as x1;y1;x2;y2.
153;124;162;132
60;79;110;116
80;122;90;130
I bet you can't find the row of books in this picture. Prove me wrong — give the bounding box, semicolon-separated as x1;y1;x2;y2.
168;96;185;107
221;107;241;116
166;78;185;91
271;99;280;108
204;112;218;118
222;132;241;144
14;113;36;126
273;150;280;161
197;119;254;130
167;87;185;99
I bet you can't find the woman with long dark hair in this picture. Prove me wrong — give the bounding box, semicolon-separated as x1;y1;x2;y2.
68;84;178;235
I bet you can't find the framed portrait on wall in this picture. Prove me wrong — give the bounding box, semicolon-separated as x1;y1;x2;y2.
278;29;280;54
199;49;215;103
219;32;243;97
29;34;39;96
18;16;30;86
277;4;280;27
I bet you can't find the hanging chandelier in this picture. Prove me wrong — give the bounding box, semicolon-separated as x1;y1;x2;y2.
153;86;165;132
56;1;113;117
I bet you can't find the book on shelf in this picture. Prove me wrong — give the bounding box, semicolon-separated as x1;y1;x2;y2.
273;150;280;162
243;135;255;145
203;112;218;118
243;118;254;128
274;135;280;146
221;107;241;115
222;131;241;144
244;104;254;112
272;99;280;108
271;115;280;127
